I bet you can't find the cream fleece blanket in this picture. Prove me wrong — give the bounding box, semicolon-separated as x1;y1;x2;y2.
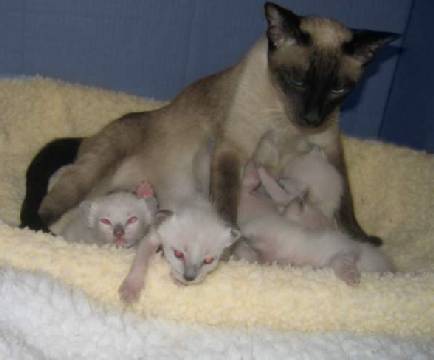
0;77;433;340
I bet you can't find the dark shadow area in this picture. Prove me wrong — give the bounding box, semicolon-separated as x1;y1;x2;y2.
342;44;403;112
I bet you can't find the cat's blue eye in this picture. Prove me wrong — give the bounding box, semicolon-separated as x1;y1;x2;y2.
285;74;304;88
289;78;304;87
331;87;347;95
280;71;305;89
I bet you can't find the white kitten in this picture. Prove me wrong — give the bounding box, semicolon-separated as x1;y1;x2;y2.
238;163;394;285
119;195;240;303
61;191;157;248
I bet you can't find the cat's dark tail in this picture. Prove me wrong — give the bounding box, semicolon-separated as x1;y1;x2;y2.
20;137;83;232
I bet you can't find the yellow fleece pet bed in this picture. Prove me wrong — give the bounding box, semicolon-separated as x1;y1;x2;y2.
0;77;433;343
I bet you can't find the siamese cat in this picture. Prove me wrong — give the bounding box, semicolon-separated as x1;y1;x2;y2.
119;195;240;303
37;2;397;248
61;190;157;247
237;163;394;285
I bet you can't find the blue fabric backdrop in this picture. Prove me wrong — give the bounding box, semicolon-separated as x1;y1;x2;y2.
0;0;431;151
381;0;434;152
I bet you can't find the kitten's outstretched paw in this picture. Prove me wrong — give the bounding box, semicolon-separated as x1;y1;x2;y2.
119;278;143;304
331;253;361;286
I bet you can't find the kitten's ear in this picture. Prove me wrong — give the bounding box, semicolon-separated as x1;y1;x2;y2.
264;2;307;49
345;29;400;64
225;228;241;247
79;200;95;228
154;209;174;227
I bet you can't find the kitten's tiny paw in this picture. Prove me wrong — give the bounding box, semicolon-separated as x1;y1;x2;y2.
340;265;361;286
119;279;143;304
331;253;361;286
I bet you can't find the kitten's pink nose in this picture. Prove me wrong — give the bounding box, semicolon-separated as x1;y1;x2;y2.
113;225;124;238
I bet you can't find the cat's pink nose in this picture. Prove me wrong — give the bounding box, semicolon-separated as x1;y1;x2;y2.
113;225;124;238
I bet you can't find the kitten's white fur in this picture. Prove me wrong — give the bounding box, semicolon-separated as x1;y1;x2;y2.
61;191;156;247
119;195;240;303
158;197;239;284
238;163;393;285
279;146;343;219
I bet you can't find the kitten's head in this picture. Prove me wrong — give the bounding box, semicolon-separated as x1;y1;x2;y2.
264;2;398;130
83;192;157;248
155;206;240;285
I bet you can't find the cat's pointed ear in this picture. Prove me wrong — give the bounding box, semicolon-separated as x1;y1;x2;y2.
264;2;307;49
135;180;155;199
79;200;95;228
345;29;400;64
154;209;173;227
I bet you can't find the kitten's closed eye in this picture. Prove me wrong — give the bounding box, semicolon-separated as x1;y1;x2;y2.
100;218;112;225
126;216;138;225
203;256;214;265
174;249;184;260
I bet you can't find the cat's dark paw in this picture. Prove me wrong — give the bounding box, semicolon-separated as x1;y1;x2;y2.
20;217;52;233
38;196;64;226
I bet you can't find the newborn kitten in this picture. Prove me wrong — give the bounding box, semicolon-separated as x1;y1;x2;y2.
119;195;240;303
254;134;343;221
238;163;394;285
61;188;157;248
257;166;333;230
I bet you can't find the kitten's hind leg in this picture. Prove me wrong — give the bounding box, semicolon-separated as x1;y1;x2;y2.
329;252;361;286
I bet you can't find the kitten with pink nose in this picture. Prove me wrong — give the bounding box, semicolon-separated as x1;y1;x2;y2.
61;181;157;248
119;194;241;304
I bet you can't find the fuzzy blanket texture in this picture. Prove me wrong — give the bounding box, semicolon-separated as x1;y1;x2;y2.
0;77;433;358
